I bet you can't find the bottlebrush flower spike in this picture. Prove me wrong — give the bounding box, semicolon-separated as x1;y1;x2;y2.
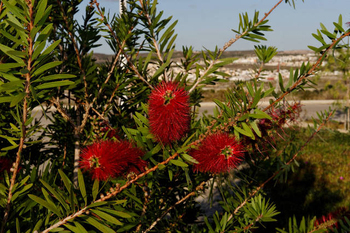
148;81;190;144
191;133;245;173
80;140;147;181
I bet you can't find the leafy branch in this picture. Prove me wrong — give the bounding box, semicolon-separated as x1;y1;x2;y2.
224;109;335;228
264;30;350;112
188;0;278;93
93;0;153;89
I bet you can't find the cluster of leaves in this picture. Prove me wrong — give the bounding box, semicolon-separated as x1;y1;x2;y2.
0;0;350;232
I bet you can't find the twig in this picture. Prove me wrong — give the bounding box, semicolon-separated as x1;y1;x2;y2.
93;0;153;89
0;1;34;232
41;151;181;233
220;0;283;55
189;0;283;94
50;97;77;129
143;181;206;233
263;30;350;112
56;0;93;185
223;110;335;230
139;0;169;82
136;184;150;232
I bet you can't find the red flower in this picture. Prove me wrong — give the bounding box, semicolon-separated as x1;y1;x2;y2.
191;133;245;173
80;140;146;181
314;207;350;230
148;81;190;145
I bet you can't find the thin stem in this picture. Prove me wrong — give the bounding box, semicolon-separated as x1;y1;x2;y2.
139;0;169;82
1;1;34;232
143;181;206;233
189;0;283;94
223;110;334;229
93;0;153;89
42;152;181;233
263;30;350;112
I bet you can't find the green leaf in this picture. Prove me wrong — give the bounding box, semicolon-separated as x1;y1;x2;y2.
28;194;62;217
333;22;345;33
321;29;336;39
32;41;46;61
2;0;28;23
78;169;87;206
0;72;20;82
0;96;13;103
152;61;170;79
32;74;76;83
249;108;272;119
64;224;79;233
98;208;132;219
170;159;188;167
1;144;18;151
0;63;23;72
32;61;62;77
250;121;262;137
48;228;67;232
34;0;48;26
90;209;123;225
12;184;32;201
74;222;89;233
84;216;115;233
58;169;73;194
86;201;109;209
134;112;149;126
0;80;23;91
10;92;25;107
181;153;199;164
242;122;254;139
35;80;74;90
92;179;99;202
234;126;251;138
0;44;25;65
33;40;61;66
40;179;70;213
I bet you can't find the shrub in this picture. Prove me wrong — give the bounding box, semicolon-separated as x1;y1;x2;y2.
0;0;349;232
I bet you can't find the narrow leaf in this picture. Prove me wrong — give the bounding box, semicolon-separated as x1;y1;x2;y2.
78;169;87;206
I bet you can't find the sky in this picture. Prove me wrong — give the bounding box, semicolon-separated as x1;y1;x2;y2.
76;0;350;54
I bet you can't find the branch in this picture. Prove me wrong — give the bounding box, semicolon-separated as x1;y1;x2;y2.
50;97;78;132
263;30;350;112
1;1;34;232
143;181;206;233
189;0;283;93
223;110;335;229
93;0;153;89
41;151;181;233
139;0;169;82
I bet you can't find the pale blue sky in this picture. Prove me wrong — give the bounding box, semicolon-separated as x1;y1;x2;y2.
77;0;350;54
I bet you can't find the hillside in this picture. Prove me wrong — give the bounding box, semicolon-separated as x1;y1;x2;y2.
92;50;313;64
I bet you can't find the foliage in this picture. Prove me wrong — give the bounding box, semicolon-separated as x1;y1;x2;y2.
0;0;349;232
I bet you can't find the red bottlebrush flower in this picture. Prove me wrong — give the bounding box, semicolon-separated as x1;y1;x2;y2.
80;140;147;181
191;133;245;173
314;207;350;230
148;81;190;145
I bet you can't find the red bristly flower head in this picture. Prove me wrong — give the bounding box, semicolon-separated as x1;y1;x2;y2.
191;133;245;173
148;81;190;144
80;140;147;181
